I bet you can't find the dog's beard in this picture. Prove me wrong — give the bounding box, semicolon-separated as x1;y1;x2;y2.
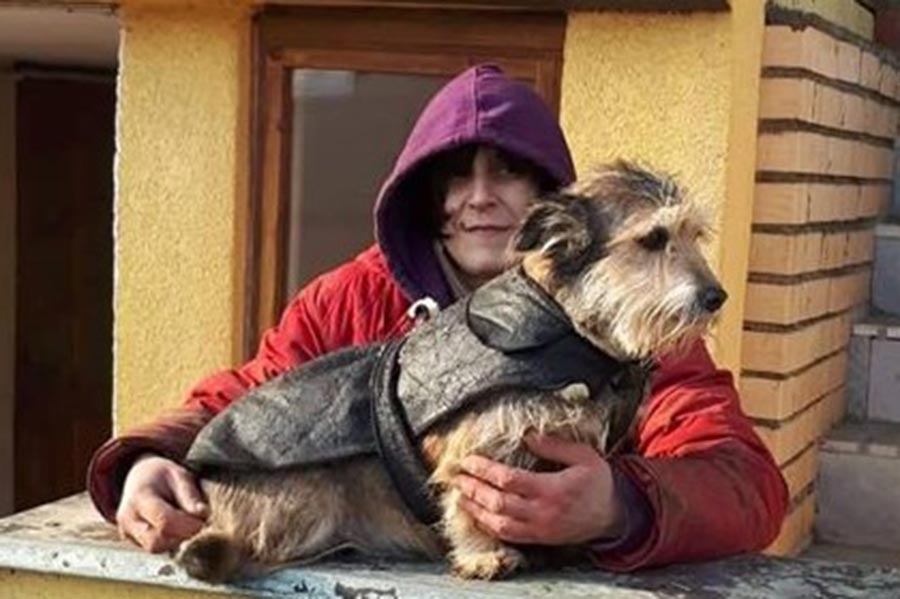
560;266;715;360
636;278;717;357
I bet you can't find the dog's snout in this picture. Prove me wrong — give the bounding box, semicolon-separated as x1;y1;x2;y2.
699;286;727;313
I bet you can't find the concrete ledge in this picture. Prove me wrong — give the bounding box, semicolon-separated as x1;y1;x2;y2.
1;494;899;598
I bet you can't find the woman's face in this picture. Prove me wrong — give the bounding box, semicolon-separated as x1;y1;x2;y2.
440;147;540;286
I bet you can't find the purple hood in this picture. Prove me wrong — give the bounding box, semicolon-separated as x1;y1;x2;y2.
374;64;575;307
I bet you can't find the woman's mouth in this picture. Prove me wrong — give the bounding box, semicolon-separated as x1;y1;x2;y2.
462;224;510;235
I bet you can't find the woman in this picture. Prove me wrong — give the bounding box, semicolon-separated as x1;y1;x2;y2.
88;64;788;570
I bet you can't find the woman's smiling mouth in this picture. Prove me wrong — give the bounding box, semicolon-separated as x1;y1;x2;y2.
461;224;511;234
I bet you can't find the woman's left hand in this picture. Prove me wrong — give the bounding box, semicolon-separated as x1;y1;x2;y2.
451;434;625;545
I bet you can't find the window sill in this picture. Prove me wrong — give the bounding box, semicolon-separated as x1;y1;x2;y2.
0;494;897;598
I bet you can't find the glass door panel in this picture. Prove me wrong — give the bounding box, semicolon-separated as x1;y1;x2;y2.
285;69;449;296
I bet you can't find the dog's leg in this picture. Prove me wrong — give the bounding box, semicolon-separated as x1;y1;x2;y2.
176;527;248;583
430;416;527;580
439;486;527;579
177;469;349;582
429;387;610;579
342;460;445;560
175;497;251;584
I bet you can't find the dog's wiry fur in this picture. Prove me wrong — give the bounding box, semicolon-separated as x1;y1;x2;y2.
521;162;719;362
176;161;725;582
179;461;444;583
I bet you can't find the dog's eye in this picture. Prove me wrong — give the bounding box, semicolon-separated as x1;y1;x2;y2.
638;227;669;251
695;227;710;243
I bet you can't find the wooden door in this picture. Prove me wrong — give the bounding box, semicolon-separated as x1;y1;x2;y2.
15;76;114;511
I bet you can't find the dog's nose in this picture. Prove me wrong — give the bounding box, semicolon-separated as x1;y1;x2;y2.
700;286;728;313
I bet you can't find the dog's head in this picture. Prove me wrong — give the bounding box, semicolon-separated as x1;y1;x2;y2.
511;160;726;361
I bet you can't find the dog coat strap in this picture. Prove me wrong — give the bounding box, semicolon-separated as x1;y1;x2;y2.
371;338;441;525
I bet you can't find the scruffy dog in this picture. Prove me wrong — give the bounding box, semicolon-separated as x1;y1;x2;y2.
175;161;726;583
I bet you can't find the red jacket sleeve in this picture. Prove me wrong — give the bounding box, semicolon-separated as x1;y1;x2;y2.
86;277;336;521
594;340;789;570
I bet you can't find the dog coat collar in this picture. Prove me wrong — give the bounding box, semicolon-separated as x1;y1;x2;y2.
395;269;627;439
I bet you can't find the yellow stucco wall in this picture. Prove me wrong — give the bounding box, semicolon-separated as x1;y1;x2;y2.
0;570;245;598
560;0;766;374
114;1;252;432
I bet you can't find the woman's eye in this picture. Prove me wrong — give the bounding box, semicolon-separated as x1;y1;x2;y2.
493;163;514;178
638;227;669;251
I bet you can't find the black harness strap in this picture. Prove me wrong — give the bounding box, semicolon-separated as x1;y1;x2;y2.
371;339;441;525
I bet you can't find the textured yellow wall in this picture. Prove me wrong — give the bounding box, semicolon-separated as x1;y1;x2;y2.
115;1;252;432
560;1;766;374
0;570;243;599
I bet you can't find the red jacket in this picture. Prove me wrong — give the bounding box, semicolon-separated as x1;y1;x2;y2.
88;245;788;571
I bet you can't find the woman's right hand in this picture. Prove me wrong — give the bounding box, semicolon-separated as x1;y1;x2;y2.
116;454;209;552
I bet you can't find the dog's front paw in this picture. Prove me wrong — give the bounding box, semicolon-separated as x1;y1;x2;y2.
451;546;526;580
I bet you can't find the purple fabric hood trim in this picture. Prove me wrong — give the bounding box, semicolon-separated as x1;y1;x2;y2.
373;64;576;307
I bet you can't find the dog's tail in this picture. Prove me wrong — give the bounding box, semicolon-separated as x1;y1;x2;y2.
176;530;248;583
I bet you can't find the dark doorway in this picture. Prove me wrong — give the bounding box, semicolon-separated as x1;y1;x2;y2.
15;73;114;511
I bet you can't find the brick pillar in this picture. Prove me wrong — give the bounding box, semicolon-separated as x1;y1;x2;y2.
747;8;898;555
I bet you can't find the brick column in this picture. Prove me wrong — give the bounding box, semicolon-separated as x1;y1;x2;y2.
744;8;897;555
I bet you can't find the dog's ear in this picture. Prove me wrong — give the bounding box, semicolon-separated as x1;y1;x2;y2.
514;194;585;253
514;193;606;279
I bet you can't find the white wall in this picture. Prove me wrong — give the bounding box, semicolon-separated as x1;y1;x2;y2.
0;66;16;516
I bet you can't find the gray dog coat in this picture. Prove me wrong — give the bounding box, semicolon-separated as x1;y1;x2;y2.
184;269;649;524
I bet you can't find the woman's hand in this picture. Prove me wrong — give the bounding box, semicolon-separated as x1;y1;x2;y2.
116;454;208;552
452;434;625;545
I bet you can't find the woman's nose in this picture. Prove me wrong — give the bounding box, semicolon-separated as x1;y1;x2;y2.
466;174;498;209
